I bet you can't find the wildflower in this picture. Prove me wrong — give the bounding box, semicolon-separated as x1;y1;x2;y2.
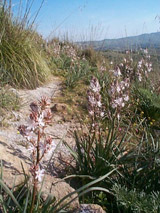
111;102;117;109
115;98;125;107
113;66;122;77
123;95;129;102
124;58;127;63
138;73;142;82
38;114;45;127
117;113;120;120
119;63;124;67
97;100;102;107
89;110;94;116
28;144;36;153
116;85;121;93
39;96;50;110
87;77;103;122
35;167;45;182
144;48;148;54
46;141;57;157
18;96;54;187
100;111;104;117
90;76;101;93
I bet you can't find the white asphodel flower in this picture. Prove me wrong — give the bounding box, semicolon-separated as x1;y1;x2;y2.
88;95;96;106
38;114;45;127
100;111;104;117
89;110;94;116
111;102;117;109
144;48;148;54
90;80;101;93
115;97;125;107
138;74;142;82
113;67;121;77
35;167;45;182
28;144;35;153
116;85;121;93
97;101;102;107
46;140;57;156
124;95;129;102
123;58;127;63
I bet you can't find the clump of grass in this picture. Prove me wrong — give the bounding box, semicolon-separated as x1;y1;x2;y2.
0;87;20;111
0;1;51;89
134;87;160;128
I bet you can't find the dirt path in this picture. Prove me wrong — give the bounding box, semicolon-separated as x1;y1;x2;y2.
0;77;75;176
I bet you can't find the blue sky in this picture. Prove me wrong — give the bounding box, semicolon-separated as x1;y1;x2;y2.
12;0;160;41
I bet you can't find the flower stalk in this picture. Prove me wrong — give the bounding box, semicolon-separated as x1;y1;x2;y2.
18;97;56;212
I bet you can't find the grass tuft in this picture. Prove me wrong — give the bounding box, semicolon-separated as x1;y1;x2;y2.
0;1;51;89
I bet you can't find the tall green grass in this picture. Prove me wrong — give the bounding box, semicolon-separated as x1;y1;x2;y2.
0;0;51;89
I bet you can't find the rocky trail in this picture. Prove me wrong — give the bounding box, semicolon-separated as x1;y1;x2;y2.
0;76;76;175
0;77;105;212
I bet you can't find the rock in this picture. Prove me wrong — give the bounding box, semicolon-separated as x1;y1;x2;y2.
0;138;30;188
51;103;67;113
0;137;79;211
40;174;79;211
74;204;106;213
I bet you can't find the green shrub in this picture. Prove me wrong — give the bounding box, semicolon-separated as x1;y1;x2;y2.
134;87;160;128
113;184;160;213
117;128;160;193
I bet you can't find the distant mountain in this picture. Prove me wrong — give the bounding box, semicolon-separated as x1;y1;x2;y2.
77;32;160;51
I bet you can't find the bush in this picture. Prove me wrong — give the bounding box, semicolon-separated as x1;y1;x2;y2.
134;87;160;128
113;184;160;213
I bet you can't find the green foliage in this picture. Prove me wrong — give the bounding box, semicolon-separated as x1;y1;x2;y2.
118;129;160;193
65;108;160;211
64;118;130;211
0;161;116;213
70;128;122;177
0;87;20;111
113;184;160;213
65;61;92;88
0;178;57;212
81;47;102;66
0;1;51;89
135;87;160;127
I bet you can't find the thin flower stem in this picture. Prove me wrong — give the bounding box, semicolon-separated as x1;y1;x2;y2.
30;181;37;213
30;130;41;213
37;130;40;164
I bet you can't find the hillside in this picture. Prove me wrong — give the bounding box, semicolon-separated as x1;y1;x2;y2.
78;32;160;51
